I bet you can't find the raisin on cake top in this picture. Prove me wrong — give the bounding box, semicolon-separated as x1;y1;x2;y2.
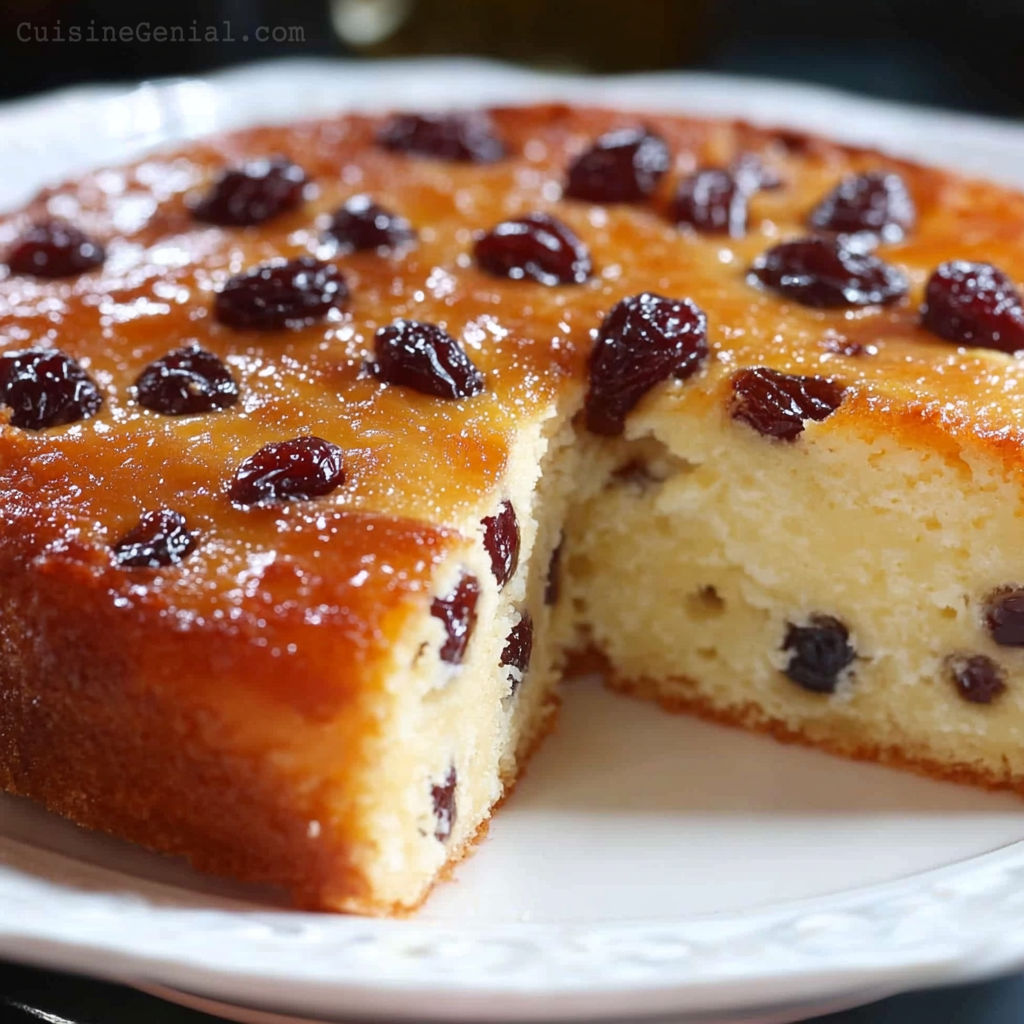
3;105;1024;714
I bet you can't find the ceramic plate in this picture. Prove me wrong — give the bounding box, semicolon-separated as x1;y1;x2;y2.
4;59;1024;1024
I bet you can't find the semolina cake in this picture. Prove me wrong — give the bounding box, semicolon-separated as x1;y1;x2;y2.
4;104;1024;914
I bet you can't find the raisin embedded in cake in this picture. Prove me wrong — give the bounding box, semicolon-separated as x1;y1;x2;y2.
370;320;485;399
749;237;908;308
6;103;1024;917
214;257;348;330
0;347;102;429
807;170;916;243
5;220;105;278
133;346;240;416
229;436;346;507
376;111;506;163
475;212;593;286
564;127;670;203
191;158;309;226
584;293;708;436
921;261;1024;353
112;509;197;569
729;367;846;442
325;195;417;254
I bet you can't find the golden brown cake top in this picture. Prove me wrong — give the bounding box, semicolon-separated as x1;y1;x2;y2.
4;103;1024;712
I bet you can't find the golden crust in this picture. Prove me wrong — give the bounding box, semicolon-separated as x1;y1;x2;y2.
5;103;1024;910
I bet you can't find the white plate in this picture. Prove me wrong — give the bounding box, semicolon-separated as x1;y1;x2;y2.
4;59;1024;1024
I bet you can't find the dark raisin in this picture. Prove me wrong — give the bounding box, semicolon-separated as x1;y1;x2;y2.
808;171;915;244
0;347;102;430
947;654;1006;705
6;221;104;278
985;587;1024;646
325;195;416;254
564;127;670;204
585;293;708;436
782;615;856;694
214;257;348;331
920;261;1024;354
749;237;908;308
475;213;592;287
501;613;534;694
112;509;195;569
377;112;505;163
229;436;345;507
134;345;239;416
191;158;308;226
431;766;457;842
731;152;784;192
730;367;846;442
370;320;485;400
545;538;563;606
431;575;481;666
671;169;748;237
482;501;519;589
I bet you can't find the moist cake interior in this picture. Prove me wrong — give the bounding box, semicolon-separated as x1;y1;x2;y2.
5;105;1024;915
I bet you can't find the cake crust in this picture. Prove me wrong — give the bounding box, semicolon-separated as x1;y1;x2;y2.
602;664;1024;796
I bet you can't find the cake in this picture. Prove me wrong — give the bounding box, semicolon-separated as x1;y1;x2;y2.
4;103;1024;915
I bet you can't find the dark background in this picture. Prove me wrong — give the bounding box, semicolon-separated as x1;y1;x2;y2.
6;958;1024;1024
2;0;1024;1021
1;0;1023;117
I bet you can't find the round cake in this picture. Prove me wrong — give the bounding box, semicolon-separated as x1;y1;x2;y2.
3;103;1024;914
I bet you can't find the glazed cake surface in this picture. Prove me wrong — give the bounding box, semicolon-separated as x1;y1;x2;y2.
4;103;1024;913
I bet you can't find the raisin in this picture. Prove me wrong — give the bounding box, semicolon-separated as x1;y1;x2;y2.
730;367;845;442
191;158;308;226
6;221;105;278
112;509;195;569
431;574;481;666
782;615;856;694
134;345;239;416
920;261;1024;354
671;169;748;237
808;171;915;244
371;320;485;399
482;501;519;589
985;587;1024;646
564;127;670;204
584;293;708;436
731;152;784;192
325;195;416;254
0;347;102;430
229;436;345;507
431;766;457;842
475;213;592;287
214;257;348;331
545;538;563;606
501;613;534;694
749;237;908;308
947;654;1006;705
377;112;505;163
